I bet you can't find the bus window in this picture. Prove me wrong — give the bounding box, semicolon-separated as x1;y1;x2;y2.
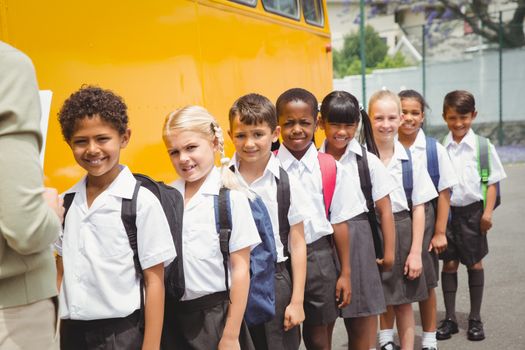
229;0;257;7
302;0;323;27
262;0;299;20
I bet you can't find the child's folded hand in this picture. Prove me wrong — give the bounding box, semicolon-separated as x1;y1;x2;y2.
335;274;351;308
430;233;448;254
480;214;492;234
404;253;422;280
283;302;305;331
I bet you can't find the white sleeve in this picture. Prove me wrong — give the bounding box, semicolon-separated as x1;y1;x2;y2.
287;174;311;226
229;190;261;253
412;157;438;206
487;142;507;185
136;188;177;269
436;143;458;192
330;162;365;224
368;152;396;201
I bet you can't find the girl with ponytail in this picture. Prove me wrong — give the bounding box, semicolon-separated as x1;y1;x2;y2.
162;106;259;350
318;91;396;350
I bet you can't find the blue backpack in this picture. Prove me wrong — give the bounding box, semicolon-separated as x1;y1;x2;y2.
425;137;440;191
214;187;278;327
401;147;414;211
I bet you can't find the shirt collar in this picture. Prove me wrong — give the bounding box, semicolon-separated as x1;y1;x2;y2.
320;138;363;163
443;128;476;149
277;142;318;173
347;138;363;157
394;140;409;161
63;165;136;199
231;152;281;180
413;129;427;150
301;143;319;172
172;166;221;198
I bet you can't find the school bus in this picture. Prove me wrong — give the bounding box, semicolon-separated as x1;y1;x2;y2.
0;0;332;190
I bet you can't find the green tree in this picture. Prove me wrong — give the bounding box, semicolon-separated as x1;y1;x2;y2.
333;25;408;78
341;25;388;68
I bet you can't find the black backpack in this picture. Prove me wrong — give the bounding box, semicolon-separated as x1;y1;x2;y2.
356;146;384;259
63;173;185;315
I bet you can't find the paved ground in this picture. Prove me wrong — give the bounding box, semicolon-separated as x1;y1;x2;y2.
301;161;525;349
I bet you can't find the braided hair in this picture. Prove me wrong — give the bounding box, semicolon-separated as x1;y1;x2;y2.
163;105;250;195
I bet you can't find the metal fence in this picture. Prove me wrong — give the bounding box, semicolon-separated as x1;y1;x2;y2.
333;8;525;145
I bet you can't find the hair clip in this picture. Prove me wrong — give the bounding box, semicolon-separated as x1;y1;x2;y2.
220;157;230;166
359;103;364;111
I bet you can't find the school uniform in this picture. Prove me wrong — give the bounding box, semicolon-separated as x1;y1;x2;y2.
276;143;364;326
231;153;310;350
380;141;438;305
166;167;261;349
440;129;506;266
320;139;396;318
408;130;458;288
56;166;176;350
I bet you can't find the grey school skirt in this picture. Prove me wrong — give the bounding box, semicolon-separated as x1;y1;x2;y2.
303;236;339;326
422;201;439;289
380;211;428;306
340;213;386;318
249;262;301;350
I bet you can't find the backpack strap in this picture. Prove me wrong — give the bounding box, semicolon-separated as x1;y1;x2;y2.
356;146;383;259
477;135;490;209
62;193;75;230
276;167;291;258
120;180;144;325
317;152;337;219
214;187;232;297
426;137;440;191
401;149;414;211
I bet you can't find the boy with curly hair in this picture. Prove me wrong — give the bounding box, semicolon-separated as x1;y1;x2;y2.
55;85;176;350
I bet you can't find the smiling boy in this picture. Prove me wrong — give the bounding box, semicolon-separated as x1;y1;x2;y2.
228;93;308;350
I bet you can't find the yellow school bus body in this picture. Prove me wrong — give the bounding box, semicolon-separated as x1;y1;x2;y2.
0;0;332;190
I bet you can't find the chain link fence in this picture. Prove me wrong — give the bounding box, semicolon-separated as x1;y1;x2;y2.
334;8;525;145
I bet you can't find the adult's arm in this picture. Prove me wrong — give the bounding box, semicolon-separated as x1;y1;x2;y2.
0;42;60;254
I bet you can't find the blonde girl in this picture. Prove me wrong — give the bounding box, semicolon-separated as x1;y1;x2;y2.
368;90;437;350
162;106;260;350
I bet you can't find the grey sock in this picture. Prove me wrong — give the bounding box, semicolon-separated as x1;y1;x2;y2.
441;271;458;321
468;269;484;321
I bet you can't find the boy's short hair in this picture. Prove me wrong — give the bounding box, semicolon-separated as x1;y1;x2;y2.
229;93;277;131
58;85;128;141
275;88;319;119
443;90;476;115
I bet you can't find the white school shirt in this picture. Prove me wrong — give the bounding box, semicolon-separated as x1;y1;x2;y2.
172;167;261;301
386;141;438;213
443;129;506;207
319;138;396;208
408;130;458;193
231;152;311;262
56;166;176;320
276;143;364;244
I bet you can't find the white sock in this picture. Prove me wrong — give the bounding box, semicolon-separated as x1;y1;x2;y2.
422;331;437;349
378;329;394;347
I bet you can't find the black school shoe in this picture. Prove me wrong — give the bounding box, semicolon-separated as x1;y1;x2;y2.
467;319;485;341
380;342;400;350
436;319;459;340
